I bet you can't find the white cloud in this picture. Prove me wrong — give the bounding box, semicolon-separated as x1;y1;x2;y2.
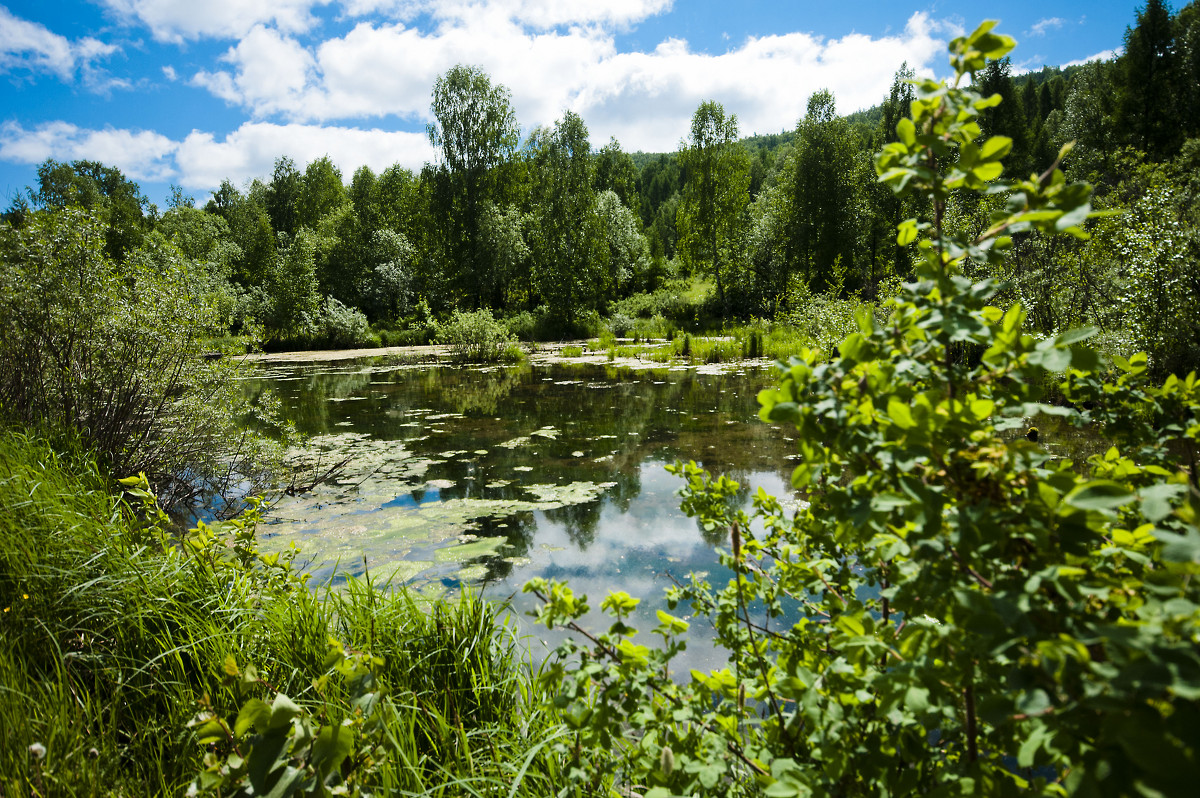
0;121;178;182
162;64;177;81
1062;48;1121;68
344;0;674;29
101;0;333;43
1026;17;1065;38
102;0;671;42
0;118;437;195
0;5;121;87
191;25;318;114
175;122;436;189
191;9;946;153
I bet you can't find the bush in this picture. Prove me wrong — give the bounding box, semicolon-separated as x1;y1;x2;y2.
504;310;540;341
524;24;1200;797
320;296;374;349
436;308;517;363
606;312;635;338
0;206;285;509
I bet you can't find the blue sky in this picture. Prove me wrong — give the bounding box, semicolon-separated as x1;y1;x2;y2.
0;1;1131;208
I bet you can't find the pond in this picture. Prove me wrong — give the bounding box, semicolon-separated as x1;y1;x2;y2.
242;351;1108;670
243;353;799;669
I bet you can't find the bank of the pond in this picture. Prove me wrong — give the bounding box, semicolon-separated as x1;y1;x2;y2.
0;430;589;797
242;337;771;374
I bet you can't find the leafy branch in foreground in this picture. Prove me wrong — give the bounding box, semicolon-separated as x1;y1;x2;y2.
524;21;1200;798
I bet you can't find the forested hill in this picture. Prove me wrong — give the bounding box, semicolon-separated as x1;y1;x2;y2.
4;0;1199;375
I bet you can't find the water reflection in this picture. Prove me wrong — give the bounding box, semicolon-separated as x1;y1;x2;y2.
245;358;800;669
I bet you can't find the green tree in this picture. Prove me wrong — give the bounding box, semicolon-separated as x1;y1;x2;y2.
594;138;641;217
1120;0;1181;158
528;111;606;327
207;179;277;288
785;90;857;294
0;207;285;507
32;159;147;260
427;65;520;309
1061;61;1121;176
266;156;302;238
595;189;651;300
1174;0;1200;139
977;58;1030;174
264;228;322;342
298;155;347;231
677;101;751;314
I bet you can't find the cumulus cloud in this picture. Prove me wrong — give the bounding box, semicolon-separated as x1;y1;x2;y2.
192;9;945;153
102;0;676;42
101;0;332;43
174;122;436;189
1062;48;1121;68
0;121;177;182
0;5;121;88
0;119;437;194
191;25;318;114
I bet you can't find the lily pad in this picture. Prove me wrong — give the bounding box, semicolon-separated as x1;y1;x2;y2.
434;536;508;563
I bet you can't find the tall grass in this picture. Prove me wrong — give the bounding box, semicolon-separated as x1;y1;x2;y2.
0;431;578;796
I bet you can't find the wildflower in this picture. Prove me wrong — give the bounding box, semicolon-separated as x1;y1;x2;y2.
29;742;46;760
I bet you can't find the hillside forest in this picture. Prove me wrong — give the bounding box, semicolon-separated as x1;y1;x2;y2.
3;0;1199;377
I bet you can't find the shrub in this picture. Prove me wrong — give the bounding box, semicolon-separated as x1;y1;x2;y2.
320;296;374;349
524;24;1200;797
436;308;517;363
504;309;540;341
0;206;286;509
607;312;635;338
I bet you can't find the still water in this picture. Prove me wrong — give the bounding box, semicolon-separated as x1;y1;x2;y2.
244;355;798;667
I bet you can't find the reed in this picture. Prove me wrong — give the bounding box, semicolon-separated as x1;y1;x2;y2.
0;431;578;796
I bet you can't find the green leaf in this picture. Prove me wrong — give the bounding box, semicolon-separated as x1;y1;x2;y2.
190;715;229;746
268;693;302;731
897;117;916;147
656;609;690;634
1062;481;1135;512
1018;723;1054;768
1139;483;1186;523
888;398;916;429
262;766;307;798
979;136;1012;160
835;614;865;636
1155;528;1200;563
1054;326;1098;346
312;723;355;777
236;698;272;737
617;639;651;667
905;685;930;712
969;398;995;420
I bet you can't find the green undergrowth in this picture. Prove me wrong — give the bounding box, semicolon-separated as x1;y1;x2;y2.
0;431;576;797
